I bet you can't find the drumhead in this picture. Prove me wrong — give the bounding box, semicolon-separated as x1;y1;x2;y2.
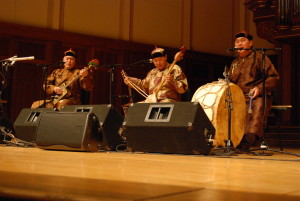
192;80;246;147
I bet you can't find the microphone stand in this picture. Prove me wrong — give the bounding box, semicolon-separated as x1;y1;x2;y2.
251;49;271;155
248;49;299;157
0;60;16;142
101;62;147;105
213;66;238;156
36;62;62;109
42;65;49;108
0;57;34;134
224;66;236;155
99;64;123;105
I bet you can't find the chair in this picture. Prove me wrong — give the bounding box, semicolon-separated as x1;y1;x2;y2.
268;105;292;150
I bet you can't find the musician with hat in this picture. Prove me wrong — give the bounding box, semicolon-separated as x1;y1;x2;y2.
124;46;188;103
31;49;94;110
229;31;280;151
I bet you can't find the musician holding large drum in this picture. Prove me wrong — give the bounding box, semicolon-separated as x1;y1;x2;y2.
192;31;279;151
228;31;280;151
123;46;188;103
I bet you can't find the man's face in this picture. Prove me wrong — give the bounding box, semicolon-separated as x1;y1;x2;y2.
153;55;167;70
234;37;253;55
63;55;76;70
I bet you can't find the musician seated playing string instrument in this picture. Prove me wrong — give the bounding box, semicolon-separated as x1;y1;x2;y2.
31;49;94;110
123;46;188;103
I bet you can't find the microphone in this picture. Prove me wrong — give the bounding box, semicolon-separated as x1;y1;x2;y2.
131;59;153;65
139;59;153;63
37;61;65;67
57;61;65;65
146;59;153;63
5;56;35;62
228;47;282;51
266;48;282;51
227;47;245;51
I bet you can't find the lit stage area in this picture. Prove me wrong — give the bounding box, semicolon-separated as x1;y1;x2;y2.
1;103;299;200
0;145;299;201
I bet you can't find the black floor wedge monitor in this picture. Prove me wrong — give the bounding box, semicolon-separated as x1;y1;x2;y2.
59;104;124;151
36;111;100;152
14;108;56;143
122;102;215;155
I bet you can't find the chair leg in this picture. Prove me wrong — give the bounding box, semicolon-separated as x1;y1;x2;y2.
276;116;284;151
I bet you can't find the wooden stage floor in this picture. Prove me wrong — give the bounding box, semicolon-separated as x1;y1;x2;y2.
0;144;299;201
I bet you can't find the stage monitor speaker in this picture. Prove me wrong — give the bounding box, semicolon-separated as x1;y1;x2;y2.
13;108;56;142
36;112;100;152
60;104;124;150
123;102;215;155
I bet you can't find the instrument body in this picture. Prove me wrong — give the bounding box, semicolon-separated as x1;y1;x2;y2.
191;80;246;147
51;68;89;105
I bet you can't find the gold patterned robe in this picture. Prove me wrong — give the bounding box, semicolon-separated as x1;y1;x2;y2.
135;63;188;102
31;67;93;110
228;51;280;137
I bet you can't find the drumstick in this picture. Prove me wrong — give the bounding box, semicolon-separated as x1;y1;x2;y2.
248;95;253;114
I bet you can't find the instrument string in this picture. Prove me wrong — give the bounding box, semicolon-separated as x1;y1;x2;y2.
121;70;148;98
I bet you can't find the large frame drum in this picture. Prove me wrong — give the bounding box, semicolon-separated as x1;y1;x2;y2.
191;80;246;147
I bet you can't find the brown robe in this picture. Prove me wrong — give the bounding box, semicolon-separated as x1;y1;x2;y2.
228;51;280;137
31;67;93;110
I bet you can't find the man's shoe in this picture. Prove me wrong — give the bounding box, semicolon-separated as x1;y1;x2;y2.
236;133;257;151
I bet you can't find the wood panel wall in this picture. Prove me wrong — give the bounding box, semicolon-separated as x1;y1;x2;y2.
0;22;284;127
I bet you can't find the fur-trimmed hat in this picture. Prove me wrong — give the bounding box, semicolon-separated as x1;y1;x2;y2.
151;46;166;58
235;30;253;41
64;48;77;58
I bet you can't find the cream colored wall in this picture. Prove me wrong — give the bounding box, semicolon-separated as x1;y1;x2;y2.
0;0;50;27
131;0;183;48
192;0;235;54
0;0;274;56
63;0;124;39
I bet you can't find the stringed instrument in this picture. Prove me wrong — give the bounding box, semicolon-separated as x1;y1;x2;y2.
121;46;186;103
120;70;135;116
32;59;99;109
121;69;148;99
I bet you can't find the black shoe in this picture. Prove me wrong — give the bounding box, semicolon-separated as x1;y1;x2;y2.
236;143;251;152
237;133;257;151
